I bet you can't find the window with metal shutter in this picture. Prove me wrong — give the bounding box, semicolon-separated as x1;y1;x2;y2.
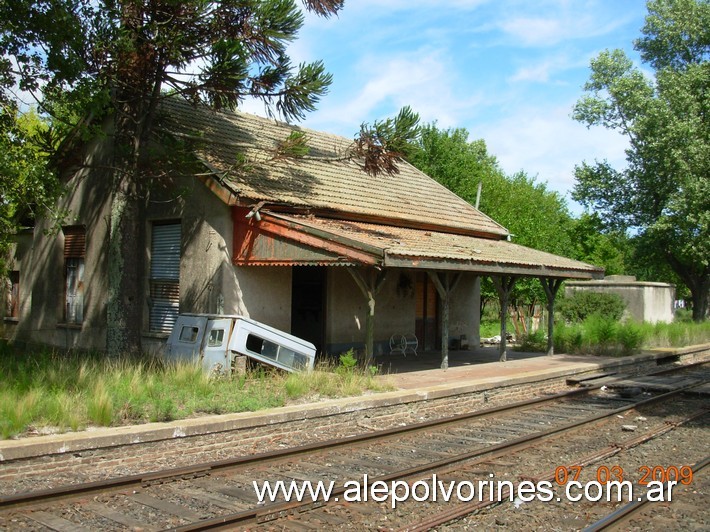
149;222;181;333
63;226;86;324
63;226;86;257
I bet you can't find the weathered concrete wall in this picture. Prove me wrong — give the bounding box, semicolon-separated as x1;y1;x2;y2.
141;173;237;353
565;277;675;324
2;153;483;357
2;141;114;351
233;266;292;332
326;268;416;356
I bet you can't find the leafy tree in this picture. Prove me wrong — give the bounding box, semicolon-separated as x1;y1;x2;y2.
409;124;575;257
572;0;709;321
567;213;628;276
0;104;62;272
407;123;578;335
1;0;417;354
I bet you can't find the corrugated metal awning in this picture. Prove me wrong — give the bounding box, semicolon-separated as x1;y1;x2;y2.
234;210;604;280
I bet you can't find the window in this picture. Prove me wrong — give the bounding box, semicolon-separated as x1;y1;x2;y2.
6;271;19;319
149;222;181;333
63;226;85;324
208;329;225;347
179;326;199;343
245;333;309;369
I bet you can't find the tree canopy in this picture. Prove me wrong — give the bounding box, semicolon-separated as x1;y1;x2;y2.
408;123;575;256
572;0;709;321
406;122;588;335
0;105;62;271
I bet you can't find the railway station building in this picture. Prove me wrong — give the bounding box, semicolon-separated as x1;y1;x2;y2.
2;98;603;367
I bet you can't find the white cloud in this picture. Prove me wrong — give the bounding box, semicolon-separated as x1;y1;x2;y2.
479;102;628;205
496;1;639;48
304;48;485;133
508;54;570;83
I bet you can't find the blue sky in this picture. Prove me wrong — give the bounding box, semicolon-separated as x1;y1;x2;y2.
242;0;650;213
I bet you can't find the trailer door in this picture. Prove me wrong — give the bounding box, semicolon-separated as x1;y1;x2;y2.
166;315;208;363
202;318;233;373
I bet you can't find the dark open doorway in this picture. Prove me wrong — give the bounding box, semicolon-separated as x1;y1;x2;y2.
415;272;440;351
291;267;326;355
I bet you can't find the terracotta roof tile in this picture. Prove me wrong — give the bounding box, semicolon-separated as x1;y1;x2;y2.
161;98;509;238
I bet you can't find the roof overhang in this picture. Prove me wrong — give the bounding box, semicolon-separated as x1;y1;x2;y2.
232;209;604;280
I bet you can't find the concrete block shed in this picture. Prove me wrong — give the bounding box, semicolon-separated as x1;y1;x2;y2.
565;275;675;324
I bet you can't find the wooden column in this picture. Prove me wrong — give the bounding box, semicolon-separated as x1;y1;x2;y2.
540;277;564;356
348;267;387;366
492;276;517;362
428;271;461;370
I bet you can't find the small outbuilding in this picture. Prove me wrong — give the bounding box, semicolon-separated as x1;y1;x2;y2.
565;275;675;324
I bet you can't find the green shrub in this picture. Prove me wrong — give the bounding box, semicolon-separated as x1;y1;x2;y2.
553;322;584;354
558;291;626;323
517;329;547;352
338;349;358;371
616;321;646;355
584;315;617;347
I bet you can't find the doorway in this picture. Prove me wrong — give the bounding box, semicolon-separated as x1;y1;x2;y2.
291;267;326;355
415;272;439;351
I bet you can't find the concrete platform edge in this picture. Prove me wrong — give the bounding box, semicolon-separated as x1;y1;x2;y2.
1;344;708;462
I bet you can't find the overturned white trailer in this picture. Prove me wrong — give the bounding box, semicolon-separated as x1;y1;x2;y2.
166;314;316;374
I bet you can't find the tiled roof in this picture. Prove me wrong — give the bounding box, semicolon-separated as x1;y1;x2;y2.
161;98;509;238
268;213;604;278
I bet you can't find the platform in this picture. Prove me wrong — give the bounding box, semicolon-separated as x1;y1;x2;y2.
375;347;619;390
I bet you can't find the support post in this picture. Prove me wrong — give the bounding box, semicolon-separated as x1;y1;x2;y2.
492;276;517;362
428;271;461;370
540;277;564;356
348;267;387;367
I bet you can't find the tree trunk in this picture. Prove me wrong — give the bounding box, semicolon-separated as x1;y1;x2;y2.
106;112;146;356
666;253;709;322
691;281;709;322
105;2;158;355
106;185;144;355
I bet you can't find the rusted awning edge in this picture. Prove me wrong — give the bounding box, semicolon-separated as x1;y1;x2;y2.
384;254;603;280
239;211;603;281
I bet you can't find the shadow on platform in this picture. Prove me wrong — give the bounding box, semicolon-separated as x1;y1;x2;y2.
373;346;549;375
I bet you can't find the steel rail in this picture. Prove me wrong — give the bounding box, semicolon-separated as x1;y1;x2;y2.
172;380;708;531
583;455;710;532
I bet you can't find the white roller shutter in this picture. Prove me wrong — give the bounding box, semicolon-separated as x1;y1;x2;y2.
150;223;181;333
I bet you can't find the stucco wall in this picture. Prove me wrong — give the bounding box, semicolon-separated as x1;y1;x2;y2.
448;274;481;349
325;268;416;356
2;145;113;351
2;149;483;356
323;269;482;357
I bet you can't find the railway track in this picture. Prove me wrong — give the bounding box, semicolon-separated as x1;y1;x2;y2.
583;455;710;531
0;363;707;531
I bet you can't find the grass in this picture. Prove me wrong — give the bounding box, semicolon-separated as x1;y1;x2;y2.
0;346;393;440
516;316;710;357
